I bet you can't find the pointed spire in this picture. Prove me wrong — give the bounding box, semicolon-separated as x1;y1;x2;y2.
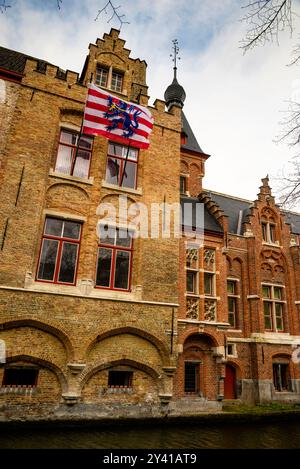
164;39;186;111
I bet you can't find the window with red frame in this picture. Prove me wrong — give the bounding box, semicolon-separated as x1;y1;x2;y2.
96;225;133;291
55;129;93;179
37;218;82;285
105;143;138;189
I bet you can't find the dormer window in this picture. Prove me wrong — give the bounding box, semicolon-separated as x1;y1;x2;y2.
181;132;187;145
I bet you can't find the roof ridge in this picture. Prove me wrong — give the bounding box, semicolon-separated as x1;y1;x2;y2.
203;188;253;204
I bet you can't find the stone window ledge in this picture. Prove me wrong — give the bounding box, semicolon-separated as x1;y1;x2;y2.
49;169;94;185
24;274;142;301
101;180;142;196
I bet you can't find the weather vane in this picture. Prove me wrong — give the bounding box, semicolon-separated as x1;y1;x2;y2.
170;39;181;78
95;1;130;29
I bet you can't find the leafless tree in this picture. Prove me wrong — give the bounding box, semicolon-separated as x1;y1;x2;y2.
0;1;62;12
241;1;300;208
241;1;293;52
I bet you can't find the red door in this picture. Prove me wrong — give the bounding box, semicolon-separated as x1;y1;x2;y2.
224;365;236;399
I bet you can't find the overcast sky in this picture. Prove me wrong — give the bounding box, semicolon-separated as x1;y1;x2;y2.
1;0;300;209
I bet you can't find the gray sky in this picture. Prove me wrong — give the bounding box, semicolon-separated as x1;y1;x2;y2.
1;0;300;208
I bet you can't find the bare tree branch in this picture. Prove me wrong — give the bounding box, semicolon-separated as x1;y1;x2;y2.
275;158;300;208
241;1;293;52
0;0;11;13
95;1;130;29
0;1;62;13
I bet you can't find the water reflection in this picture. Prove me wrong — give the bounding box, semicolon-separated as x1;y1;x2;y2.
0;420;300;449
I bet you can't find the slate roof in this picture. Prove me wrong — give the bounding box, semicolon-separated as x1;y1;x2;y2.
180;195;223;234
0;46;53;75
203;190;300;235
181;112;204;154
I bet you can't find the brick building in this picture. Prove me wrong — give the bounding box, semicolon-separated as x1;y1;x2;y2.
0;29;300;421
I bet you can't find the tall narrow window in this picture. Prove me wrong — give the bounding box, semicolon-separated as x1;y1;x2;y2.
111;71;123;92
227;280;238;328
180;176;187;194
184;362;200;393
186;270;197;294
95;66;109;87
105;143;138;189
273;363;289;391
37;218;81;285
55;130;93;179
204;272;214;296
96;225;133;291
262;285;285;332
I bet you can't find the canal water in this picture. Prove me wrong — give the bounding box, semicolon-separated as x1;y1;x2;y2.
0;419;300;448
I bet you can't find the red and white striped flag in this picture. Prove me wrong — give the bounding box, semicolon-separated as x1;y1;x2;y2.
83;83;154;149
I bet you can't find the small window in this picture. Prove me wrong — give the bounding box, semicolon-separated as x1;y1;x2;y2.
186;270;197;293
96;226;133;291
180;176;187;194
181;132;187;145
227;280;238;328
111;71;124;92
106;143;138;189
95;66;109;87
226;345;234;356
37;218;81;285
55;130;93;179
204;272;214;296
184;362;200;393
108;371;133;388
2;368;38;387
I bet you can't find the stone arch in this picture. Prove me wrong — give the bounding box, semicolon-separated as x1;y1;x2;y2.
180;328;220;348
226;359;242;378
99;194;137;206
190;163;201;172
272;352;291;361
80;358;160;388
261;206;278;222
5;354;68;393
0;319;74;362
96;51;126;64
46;183;90;216
180;161;189;173
226;255;232;273
46;182;89;199
86;327;170;365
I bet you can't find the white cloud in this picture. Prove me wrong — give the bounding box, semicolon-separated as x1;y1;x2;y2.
0;0;300;208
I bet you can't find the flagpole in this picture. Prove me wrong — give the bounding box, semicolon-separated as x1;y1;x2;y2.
71;76;93;176
70;121;84;176
120;140;131;187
